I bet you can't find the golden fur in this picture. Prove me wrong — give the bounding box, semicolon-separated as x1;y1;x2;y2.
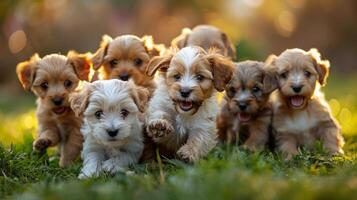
91;34;165;94
16;51;90;167
217;61;277;150
171;25;236;59
266;48;344;159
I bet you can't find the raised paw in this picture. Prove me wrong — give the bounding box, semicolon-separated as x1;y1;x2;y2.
177;145;199;163
33;138;52;151
146;119;174;139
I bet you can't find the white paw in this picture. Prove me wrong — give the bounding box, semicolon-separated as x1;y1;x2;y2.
102;159;124;174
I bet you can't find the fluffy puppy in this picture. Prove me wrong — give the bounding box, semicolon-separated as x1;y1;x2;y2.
144;46;234;162
16;51;91;167
217;61;277;150
171;25;236;59
91;34;164;93
267;48;344;159
69;80;148;178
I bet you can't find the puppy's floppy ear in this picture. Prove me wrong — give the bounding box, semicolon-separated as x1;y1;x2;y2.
171;27;191;49
91;35;112;70
265;54;277;66
221;32;236;60
308;48;330;86
69;82;91;117
206;52;234;92
262;67;278;94
146;53;173;77
130;84;150;113
67;51;91;81
16;54;40;90
142;35;164;57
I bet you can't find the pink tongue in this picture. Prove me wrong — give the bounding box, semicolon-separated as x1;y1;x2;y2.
291;96;304;107
53;107;66;114
238;113;251;122
181;101;192;108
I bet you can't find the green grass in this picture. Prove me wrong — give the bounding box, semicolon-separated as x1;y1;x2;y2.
1;74;357;200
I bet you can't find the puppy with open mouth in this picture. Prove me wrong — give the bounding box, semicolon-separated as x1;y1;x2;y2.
217;61;277;151
70;80;148;178
267;48;344;159
143;46;234;162
16;51;91;167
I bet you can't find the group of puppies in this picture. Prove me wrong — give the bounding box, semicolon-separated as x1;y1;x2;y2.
16;25;344;178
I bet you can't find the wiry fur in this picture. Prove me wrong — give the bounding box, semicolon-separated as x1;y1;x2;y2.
267;48;344;159
171;25;236;60
69;80;148;178
143;46;234;162
217;61;278;151
16;52;91;167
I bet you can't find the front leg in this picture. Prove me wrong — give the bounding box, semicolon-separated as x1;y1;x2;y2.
276;133;299;160
79;145;105;179
242;122;269;151
318;121;344;155
177;124;217;163
102;151;140;174
60;129;84;167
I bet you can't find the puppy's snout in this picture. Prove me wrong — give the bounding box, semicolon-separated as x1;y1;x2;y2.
119;73;130;81
238;102;248;111
52;97;63;106
180;87;192;98
291;85;303;93
107;129;119;137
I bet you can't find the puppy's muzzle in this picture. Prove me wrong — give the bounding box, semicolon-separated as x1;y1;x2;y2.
180;87;192;98
119;73;130;81
238;102;248;111
291;85;303;93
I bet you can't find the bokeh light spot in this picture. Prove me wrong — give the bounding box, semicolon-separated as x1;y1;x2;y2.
275;10;296;37
329;99;340;116
8;30;27;54
339;108;352;125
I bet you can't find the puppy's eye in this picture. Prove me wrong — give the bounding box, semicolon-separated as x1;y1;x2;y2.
64;80;72;88
121;109;129;118
110;59;118;68
40;82;48;90
304;71;311;78
280;72;288;79
173;74;181;81
134;58;143;66
195;74;204;82
95;110;103;119
252;86;260;93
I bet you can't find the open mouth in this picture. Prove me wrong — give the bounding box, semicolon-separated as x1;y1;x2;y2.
52;107;67;115
238;113;252;123
289;96;305;109
178;100;194;112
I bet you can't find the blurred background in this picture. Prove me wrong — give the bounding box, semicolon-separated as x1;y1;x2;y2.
0;0;357;144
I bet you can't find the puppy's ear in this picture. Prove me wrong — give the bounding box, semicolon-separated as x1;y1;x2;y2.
67;51;91;81
16;54;40;90
142;35;164;57
171;28;191;49
265;54;277;66
91;35;112;70
69;83;91;117
146;54;173;77
263;68;278;94
308;48;330;86
131;85;150;113
206;53;234;92
221;32;236;60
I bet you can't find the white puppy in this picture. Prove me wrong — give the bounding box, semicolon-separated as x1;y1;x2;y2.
69;80;149;178
143;46;234;162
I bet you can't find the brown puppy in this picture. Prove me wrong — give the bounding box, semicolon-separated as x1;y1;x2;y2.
267;48;344;159
91;34;164;93
217;61;277;150
171;25;236;60
16;51;90;167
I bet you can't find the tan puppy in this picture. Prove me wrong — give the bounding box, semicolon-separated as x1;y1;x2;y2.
16;52;91;167
171;25;236;59
267;48;344;159
217;61;277;151
91;34;164;93
143;46;234;162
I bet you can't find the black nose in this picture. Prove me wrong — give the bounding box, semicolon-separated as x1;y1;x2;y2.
52;97;63;106
292;85;303;93
180;88;192;98
107;129;119;137
119;73;130;81
238;103;247;111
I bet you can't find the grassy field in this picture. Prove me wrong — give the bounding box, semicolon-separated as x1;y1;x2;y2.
1;74;357;200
